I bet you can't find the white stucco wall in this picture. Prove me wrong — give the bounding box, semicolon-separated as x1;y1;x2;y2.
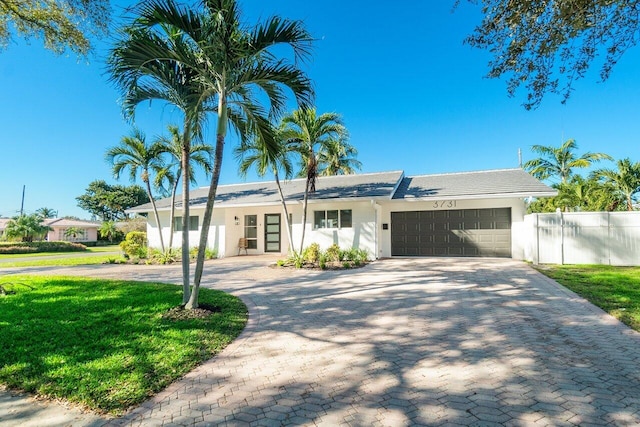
292;200;377;257
147;209;225;256
145;196;530;260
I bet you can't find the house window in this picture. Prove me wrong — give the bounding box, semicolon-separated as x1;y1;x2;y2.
175;216;199;231
244;215;258;249
314;210;352;229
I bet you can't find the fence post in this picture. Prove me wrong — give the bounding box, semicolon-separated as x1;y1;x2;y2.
607;212;611;266
535;213;540;265
557;208;564;265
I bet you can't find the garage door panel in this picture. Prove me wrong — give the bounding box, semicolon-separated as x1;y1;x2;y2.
391;208;511;257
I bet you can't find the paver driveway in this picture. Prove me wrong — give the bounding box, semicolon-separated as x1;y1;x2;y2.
2;257;640;426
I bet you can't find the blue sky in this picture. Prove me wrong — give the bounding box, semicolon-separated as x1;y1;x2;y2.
1;1;639;219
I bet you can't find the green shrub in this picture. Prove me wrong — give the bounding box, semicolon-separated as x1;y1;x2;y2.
205;247;218;259
286;252;304;268
303;243;320;264
0;245;39;254
189;246;218;261
119;232;147;259
319;253;327;270
0;241;87;254
325;244;341;262
148;248;179;264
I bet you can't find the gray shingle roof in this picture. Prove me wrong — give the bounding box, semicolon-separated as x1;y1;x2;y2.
128;168;556;213
392;168;556;200
129;170;404;212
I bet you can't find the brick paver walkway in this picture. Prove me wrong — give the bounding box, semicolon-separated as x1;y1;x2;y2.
2;257;640;426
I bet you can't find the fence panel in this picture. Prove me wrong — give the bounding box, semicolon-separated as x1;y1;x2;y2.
524;212;640;266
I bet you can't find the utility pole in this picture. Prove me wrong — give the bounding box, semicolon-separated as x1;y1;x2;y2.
20;185;25;216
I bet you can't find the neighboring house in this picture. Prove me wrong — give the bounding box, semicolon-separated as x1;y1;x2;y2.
128;168;556;260
0;217;98;243
43;218;99;243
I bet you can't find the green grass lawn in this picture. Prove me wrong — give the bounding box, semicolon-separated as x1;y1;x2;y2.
536;265;640;331
0;275;247;415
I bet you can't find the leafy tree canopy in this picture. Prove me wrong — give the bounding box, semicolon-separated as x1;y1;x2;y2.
76;180;149;221
0;0;110;55
463;0;640;109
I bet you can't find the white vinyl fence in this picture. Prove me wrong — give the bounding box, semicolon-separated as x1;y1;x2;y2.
523;212;640;266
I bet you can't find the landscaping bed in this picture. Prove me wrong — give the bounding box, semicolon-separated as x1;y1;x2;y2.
275;243;371;270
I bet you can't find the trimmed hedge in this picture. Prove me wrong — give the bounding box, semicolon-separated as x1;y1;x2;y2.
0;241;88;254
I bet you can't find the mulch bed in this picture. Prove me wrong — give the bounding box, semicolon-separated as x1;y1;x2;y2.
162;303;221;320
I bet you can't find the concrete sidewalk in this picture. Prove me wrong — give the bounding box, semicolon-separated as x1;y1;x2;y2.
2;257;640;425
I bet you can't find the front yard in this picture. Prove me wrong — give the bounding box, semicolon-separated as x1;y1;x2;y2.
535;265;640;332
0;275;247;415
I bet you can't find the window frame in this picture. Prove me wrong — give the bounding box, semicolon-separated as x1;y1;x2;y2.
244;214;258;249
313;209;353;229
174;216;199;231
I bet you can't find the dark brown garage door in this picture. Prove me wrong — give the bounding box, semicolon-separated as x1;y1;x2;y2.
391;208;511;257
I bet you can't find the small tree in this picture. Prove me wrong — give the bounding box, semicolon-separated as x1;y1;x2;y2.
63;227;86;241
120;231;147;259
524;139;612;183
35;207;58;218
593;158;640;211
281;108;348;254
106;128;167;253
4;214;51;242
99;221;120;243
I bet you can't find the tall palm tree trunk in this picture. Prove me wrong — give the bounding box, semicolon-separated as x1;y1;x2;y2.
299;177;310;254
187;102;227;310
274;169;294;254
168;174;180;250
144;176;165;253
181;126;191;304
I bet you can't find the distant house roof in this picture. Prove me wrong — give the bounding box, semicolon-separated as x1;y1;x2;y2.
128;168;556;213
0;217;99;232
392;168;557;200
44;218;100;228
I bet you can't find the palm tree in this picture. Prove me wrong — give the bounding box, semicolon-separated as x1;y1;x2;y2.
63;227;85;241
154;124;213;251
108;0;313;309
5;214;51;242
593;158;640;211
108;3;210;303
105;128;167;252
281;108;348;253
35;207;57;218
99;221;119;243
524;139;612;183
235;125;296;254
317;137;361;176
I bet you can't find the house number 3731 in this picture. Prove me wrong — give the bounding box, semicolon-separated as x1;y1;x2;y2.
433;200;456;209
